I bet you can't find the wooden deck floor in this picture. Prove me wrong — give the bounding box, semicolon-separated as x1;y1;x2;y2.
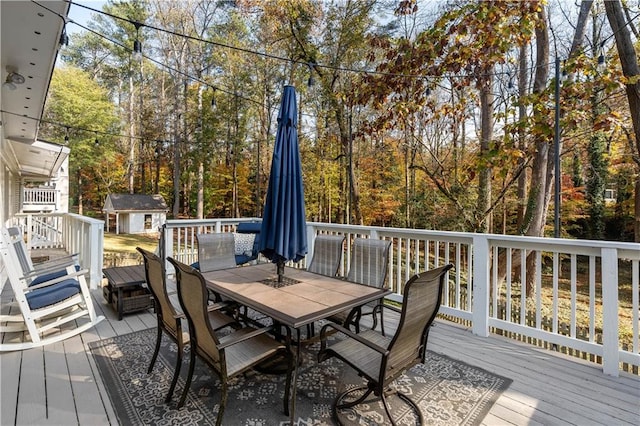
1;288;638;426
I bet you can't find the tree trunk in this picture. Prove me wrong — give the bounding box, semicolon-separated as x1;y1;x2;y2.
604;0;640;242
77;170;83;216
569;0;593;58
476;73;493;233
516;43;528;232
501;5;550;296
172;120;180;218
197;85;204;219
128;73;135;194
523;5;550;238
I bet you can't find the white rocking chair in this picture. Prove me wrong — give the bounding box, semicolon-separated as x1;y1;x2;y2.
4;227;80;288
0;227;104;352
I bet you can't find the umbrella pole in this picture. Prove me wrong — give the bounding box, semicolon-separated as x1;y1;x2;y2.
277;260;285;283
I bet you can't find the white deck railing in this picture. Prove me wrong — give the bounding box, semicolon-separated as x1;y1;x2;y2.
22;187;57;206
11;213;104;288
164;218;640;376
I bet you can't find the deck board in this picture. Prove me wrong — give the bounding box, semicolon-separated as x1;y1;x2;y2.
15;346;47;425
1;349;21;425
1;287;638;425
44;339;78;425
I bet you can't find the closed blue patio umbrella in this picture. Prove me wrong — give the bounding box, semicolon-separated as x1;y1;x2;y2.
259;85;307;283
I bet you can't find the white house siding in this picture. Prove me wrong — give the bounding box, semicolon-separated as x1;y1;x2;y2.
122;212;164;234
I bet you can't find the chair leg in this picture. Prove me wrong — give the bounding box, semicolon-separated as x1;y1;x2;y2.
147;325;163;374
396;391;424;425
216;380;228;426
178;348;197;408
282;350;293;416
380;391;397;426
379;303;385;337
165;337;184;403
335;385;374;410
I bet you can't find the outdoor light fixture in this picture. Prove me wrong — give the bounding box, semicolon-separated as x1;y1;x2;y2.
307;62;315;87
59;23;69;46
132;22;142;61
3;66;25;91
597;42;606;70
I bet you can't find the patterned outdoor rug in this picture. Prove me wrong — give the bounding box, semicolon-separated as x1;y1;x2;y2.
90;328;511;425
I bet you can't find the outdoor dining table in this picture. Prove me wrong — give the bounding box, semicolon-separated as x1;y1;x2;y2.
200;262;391;422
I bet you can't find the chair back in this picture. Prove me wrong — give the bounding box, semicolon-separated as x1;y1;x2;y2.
5;227;32;273
168;257;222;365
307;234;345;276
1;227;31;292
346;238;392;288
196;233;236;272
137;247;180;332
385;264;453;380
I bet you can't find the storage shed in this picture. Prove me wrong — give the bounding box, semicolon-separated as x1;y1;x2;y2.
103;194;168;234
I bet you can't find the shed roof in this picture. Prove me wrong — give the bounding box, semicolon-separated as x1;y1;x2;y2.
103;193;168;212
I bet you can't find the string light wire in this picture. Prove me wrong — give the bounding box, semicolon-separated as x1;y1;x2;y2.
24;0;634;143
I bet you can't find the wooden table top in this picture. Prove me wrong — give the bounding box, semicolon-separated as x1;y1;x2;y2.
202;263;390;329
102;264;146;288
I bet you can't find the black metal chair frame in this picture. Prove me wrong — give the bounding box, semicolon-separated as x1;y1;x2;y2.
137;247;236;404
318;263;454;426
168;257;294;425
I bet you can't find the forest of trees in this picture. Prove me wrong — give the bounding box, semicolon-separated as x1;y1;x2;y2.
40;0;640;242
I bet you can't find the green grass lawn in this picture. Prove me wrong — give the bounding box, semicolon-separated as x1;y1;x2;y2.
103;233;158;255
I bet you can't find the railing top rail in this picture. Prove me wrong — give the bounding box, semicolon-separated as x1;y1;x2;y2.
164;219;640;258
308;221;640;253
165;218;261;228
66;213;105;225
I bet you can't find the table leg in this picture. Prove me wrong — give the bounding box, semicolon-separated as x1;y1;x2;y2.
290;327;301;424
117;287;124;320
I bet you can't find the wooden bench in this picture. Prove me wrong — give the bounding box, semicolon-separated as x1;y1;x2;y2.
102;265;153;320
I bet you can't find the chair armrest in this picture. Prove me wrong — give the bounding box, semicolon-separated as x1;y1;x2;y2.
31;254;78;271
207;301;231;312
217;325;279;350
22;258;78;278
319;322;387;355
377;302;401;315
23;269;89;291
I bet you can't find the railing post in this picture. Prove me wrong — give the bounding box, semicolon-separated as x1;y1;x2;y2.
163;225;174;275
472;235;490;337
601;248;619;376
306;225;316;266
26;214;33;246
88;221;104;289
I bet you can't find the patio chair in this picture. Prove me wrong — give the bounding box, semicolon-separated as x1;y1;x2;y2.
0;227;103;352
305;234;345;338
328;238;392;335
317;263;453;426
306;234;345;277
193;232;246;318
4;226;80;287
137;247;237;404
167;257;293;423
194;232;237;273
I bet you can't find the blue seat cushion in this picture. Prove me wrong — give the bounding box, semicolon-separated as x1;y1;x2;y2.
26;279;81;310
29;265;81;287
235;254;257;265
236;222;262;234
235;222;261;265
191;261;200;270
